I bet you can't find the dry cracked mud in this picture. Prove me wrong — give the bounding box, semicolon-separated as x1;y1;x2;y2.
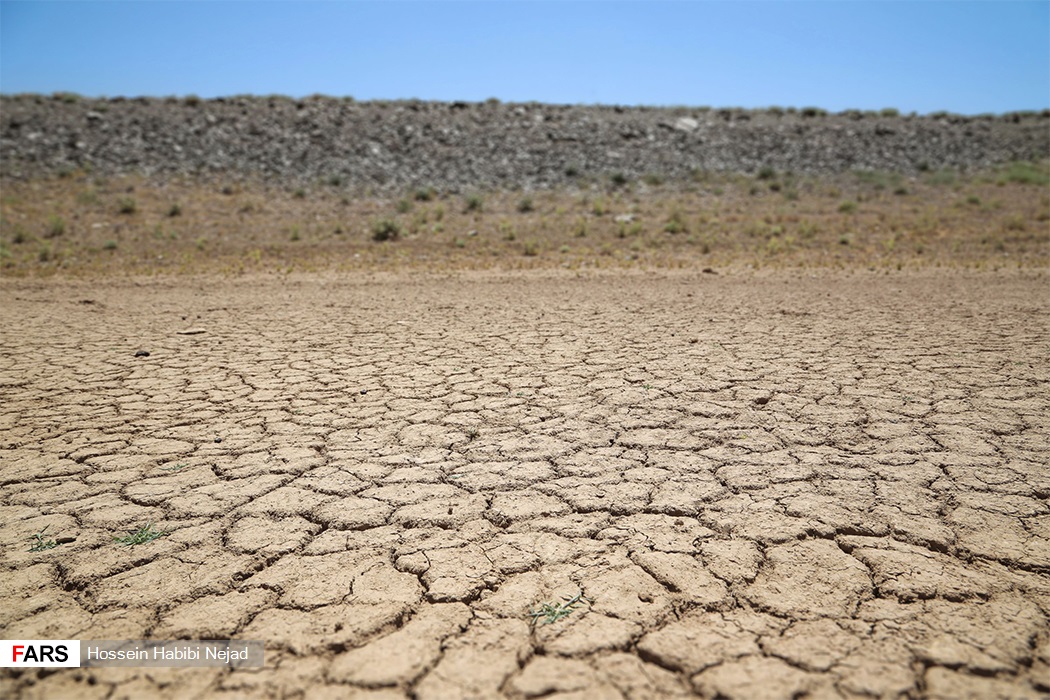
1;268;1048;699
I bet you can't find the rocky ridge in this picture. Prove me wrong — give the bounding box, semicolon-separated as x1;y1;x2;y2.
2;94;1048;190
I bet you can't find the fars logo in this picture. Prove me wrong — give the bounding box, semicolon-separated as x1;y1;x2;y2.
1;640;80;667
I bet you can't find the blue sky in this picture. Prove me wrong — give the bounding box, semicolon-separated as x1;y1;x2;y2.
1;1;1047;114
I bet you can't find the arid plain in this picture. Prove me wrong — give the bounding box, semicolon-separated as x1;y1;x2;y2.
2;164;1049;699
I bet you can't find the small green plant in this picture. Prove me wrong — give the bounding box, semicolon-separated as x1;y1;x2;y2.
372;219;401;242
396;198;413;214
327;175;345;187
167;203;182;217
529;590;592;627
289;227;301;241
114;521;169;546
880;107;900;118
11;226;27;244
523;241;539;256
838;201;858;214
118;198;137;215
102;240;118;251
610;172;628;188
414;187;436;202
160;462;188;472
293;188;306;199
29;526;58;552
38;243;52;262
517;197;534;213
757;166;776;180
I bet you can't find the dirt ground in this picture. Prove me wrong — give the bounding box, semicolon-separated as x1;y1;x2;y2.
1;267;1049;699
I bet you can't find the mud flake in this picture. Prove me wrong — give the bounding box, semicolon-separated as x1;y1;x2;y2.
636;610;772;674
242;602;407;655
691;654;820;699
586;563;672;626
328;603;471;686
421;544;494;602
537;612;640;656
760;618;861;672
631;550;729;606
313;496;394;530
924;667;1045;700
154;588;276;638
414;618;530;700
699;539;763;583
226;515;321;555
743;539;872;619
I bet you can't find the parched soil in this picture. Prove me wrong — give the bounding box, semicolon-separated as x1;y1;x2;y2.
1;267;1048;699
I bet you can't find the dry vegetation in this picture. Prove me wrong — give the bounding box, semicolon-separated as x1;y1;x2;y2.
2;161;1047;277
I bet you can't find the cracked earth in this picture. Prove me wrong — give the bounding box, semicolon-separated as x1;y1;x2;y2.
1;268;1048;699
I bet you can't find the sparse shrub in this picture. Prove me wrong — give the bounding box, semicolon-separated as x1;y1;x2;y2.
880;107;900;118
1003;215;1026;232
757;166;776;180
293;188;306;199
801;106;827;118
289;227;301;241
372;219;401;241
118;197;137;214
396;199;413;214
517;197;534;213
610;172;628;188
414;187;436;201
464;194;483;213
102;240;118;250
664;210;687;234
327;175;345;187
927;170;957;186
523;241;539;256
184;95;202;107
46;216;66;237
643;174;664;186
999;161;1050;186
839;201;858;214
12;226;27;244
38;244;52;262
167;203;182;217
565;165;580;178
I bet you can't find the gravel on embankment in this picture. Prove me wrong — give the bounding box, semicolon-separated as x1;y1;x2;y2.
2;94;1047;190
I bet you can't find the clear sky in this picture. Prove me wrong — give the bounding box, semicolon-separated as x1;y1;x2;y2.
1;1;1047;114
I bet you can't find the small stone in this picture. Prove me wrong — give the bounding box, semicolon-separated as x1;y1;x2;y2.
134;350;150;357
214;437;222;443
177;328;206;335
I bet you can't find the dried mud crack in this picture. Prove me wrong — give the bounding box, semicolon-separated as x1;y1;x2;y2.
1;268;1048;699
